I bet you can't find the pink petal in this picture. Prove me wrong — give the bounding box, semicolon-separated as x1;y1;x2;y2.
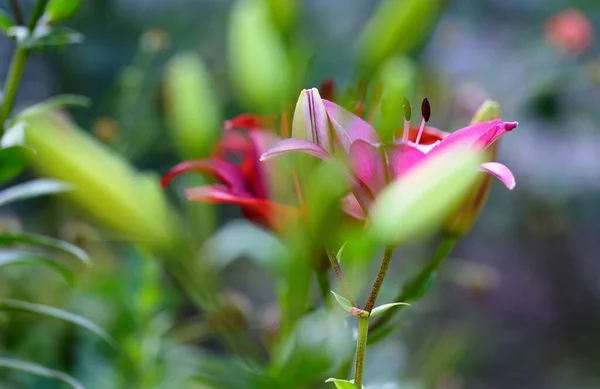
323;99;380;150
431;120;518;154
386;143;426;179
161;159;249;194
260;138;330;161
186;184;244;203
186;185;298;232
292;88;331;151
342;194;367;220
481;162;516;190
349;139;387;195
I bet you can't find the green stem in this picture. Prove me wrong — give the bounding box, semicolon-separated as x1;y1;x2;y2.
0;0;51;133
0;47;28;131
363;246;394;312
352;247;395;388
354;316;369;388
369;237;456;335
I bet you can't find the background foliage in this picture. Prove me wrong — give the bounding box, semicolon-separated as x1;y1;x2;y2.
1;0;599;388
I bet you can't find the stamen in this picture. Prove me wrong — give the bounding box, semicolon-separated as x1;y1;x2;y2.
402;97;411;143
415;98;430;145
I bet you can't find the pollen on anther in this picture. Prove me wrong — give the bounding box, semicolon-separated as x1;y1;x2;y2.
421;98;431;122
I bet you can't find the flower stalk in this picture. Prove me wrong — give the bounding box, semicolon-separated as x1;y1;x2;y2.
369;237;456;337
0;47;28;131
0;0;51;133
353;246;395;388
354;316;370;388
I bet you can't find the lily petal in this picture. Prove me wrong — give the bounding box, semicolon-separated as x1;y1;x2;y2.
161;159;249;194
349;139;387;195
386;143;426;179
260;138;330;161
342;193;367;220
186;185;298;231
224;114;276;131
292;88;331;151
481;162;516;190
431;119;518;154
323;99;380;147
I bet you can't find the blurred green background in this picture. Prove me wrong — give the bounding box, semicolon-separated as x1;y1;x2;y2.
1;0;600;388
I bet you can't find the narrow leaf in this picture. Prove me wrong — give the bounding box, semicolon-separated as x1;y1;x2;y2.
330;291;353;313
0;179;72;207
0;299;114;346
369;302;410;317
18;95;91;118
0;250;75;285
0;146;33;184
0;232;90;266
325;378;359;389
1;122;26;148
0;10;15;33
336;242;347;263
0;357;85;389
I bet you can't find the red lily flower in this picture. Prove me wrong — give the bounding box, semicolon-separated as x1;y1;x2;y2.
161;116;298;232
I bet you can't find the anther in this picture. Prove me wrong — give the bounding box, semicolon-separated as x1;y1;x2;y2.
415;98;431;145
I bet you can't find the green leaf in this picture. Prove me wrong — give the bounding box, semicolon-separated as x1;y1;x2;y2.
0;299;114;346
0;147;32;183
330;291;352;313
1;122;27;148
0;357;85;389
325;378;359;389
0;123;35;183
46;0;83;23
202;220;288;275
0;10;15;33
0;179;72;207
0;250;75;285
8;25;83;50
369;302;410;317
0;232;90;266
370;146;484;245
336;242;347;263
18;94;91;118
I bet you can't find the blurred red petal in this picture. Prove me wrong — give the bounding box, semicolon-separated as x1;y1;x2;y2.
186;185;298;231
161;159;249;194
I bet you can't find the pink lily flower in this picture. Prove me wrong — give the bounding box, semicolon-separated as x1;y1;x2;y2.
260;88;379;161
161;116;298;232
341;99;518;220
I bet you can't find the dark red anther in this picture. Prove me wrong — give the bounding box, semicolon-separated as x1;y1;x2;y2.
421;98;431;122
